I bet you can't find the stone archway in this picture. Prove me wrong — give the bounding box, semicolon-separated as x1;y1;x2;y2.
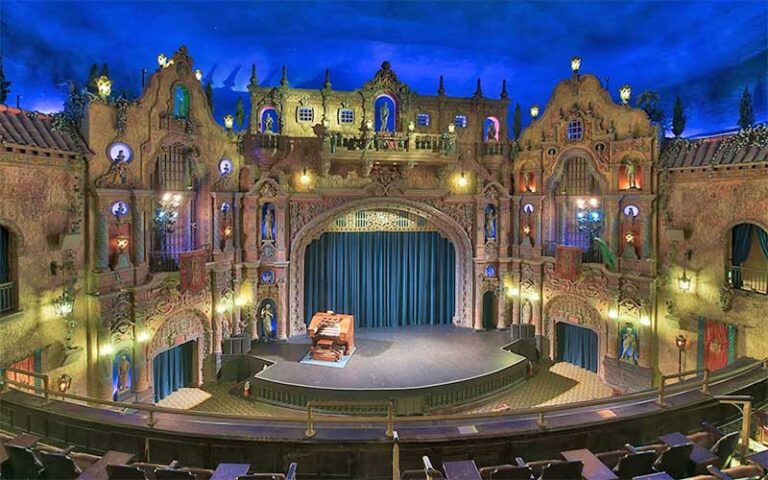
147;308;211;388
288;198;474;336
544;294;609;378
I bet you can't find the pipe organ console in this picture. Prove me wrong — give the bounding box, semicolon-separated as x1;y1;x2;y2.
307;312;355;362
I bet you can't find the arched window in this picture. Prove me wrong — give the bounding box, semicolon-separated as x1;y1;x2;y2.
173;85;191;119
729;223;768;294
567;119;583;141
483;117;500;142
0;225;16;314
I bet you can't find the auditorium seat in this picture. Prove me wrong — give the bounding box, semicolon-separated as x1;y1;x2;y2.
612;450;656;479
537;460;583;480
478;462;533;480
5;444;45;479
654;444;694;479
38;446;81;479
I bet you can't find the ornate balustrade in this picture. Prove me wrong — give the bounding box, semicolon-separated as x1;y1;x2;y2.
149;252;179;272
729;265;768;295
0;282;16;314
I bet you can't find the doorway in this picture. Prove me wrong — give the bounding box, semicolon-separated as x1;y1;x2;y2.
152;341;194;402
556;322;598;372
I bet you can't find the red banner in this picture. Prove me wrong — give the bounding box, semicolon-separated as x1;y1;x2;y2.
555;245;583;281
704;320;728;372
179;249;208;293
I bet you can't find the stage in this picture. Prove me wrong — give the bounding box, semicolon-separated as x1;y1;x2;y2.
240;325;530;415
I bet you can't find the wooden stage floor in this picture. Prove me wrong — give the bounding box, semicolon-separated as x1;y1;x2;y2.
249;325;526;390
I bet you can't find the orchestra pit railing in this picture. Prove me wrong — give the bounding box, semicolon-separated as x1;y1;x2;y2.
1;357;766;463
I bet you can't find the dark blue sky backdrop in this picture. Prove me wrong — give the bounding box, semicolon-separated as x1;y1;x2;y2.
1;1;766;137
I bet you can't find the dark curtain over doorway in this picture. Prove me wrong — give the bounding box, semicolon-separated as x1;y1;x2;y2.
557;322;598;373
153;341;193;402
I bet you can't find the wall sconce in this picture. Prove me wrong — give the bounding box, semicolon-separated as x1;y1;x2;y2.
157;53;168;68
195;69;203;81
608;308;619;320
101;343;115;357
53;288;75;318
223;225;233;239
678;250;693;291
408;121;415;133
527;292;540;301
448;123;456;134
235;295;248;307
136;330;150;343
619;84;632;105
365;119;373;131
676;334;688;373
456;170;468;188
56;374;72;394
299;168;311;185
570;56;582;75
224;114;234;130
96;75;112;99
215;302;229;315
506;287;520;298
530;105;540;119
640;315;651;326
522;224;531;235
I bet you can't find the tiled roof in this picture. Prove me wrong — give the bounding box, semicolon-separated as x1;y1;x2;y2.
0;105;87;155
661;133;768;169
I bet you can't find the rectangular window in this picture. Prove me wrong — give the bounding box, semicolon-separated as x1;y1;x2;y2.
339;108;354;124
568;119;583;141
454;115;468;128
297;107;314;123
417;113;430;127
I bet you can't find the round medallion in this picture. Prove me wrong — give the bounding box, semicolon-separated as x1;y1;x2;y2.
219;159;233;176
485;265;496;278
111;201;129;216
261;270;275;284
220;202;231;213
522;203;535;214
623;205;640;217
107;142;132;163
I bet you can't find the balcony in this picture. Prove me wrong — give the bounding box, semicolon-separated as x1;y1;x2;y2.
729;265;768;295
543;243;603;264
0;281;17;314
150;252;180;273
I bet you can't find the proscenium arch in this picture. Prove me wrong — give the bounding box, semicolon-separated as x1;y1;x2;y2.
288;198;474;336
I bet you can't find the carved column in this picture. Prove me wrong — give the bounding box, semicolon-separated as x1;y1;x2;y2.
95;210;109;272
211;194;221;253
642;203;653;259
498;195;511;258
277;278;289;339
605;195;620;256
242;196;259;262
512;196;520;247
132;201;145;265
535;196;544;248
496;265;508;329
211;276;223;354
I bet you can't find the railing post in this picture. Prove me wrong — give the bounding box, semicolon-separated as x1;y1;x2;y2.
391;431;400;480
701;369;710;395
0;368;7;394
656;378;666;407
537;411;546;428
147;410;157;428
385;401;394;438
305;402;315;438
43;375;50;404
740;400;752;462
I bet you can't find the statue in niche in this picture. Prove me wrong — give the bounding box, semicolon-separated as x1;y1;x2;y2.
486;121;497;142
259;303;274;340
625;159;638;189
379;101;390;132
222;316;231;339
484;206;497;240
522;299;532;324
262;209;275;242
522;170;532;192
117;355;131;392
264;114;274;134
619;323;639;364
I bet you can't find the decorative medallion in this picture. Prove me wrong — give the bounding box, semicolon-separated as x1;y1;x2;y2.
111;201;130;217
485;264;496;278
261;270;276;285
108;142;133;164
219;159;234;176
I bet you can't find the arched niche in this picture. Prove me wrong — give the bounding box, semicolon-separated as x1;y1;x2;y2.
288;198;474;336
173;85;191;119
260;106;279;134
374;94;397;133
483;116;500;142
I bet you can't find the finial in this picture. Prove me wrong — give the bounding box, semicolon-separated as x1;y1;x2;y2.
438;75;445;96
500;79;508;100
474;78;483;98
280;65;288;87
248;64;258;89
323;68;331;90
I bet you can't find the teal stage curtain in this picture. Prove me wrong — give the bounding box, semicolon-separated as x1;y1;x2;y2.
557;322;598;373
153;341;193;402
731;224;753;288
757;227;768;260
304;231;455;327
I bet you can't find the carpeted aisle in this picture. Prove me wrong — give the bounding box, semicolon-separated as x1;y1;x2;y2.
155;388;211;410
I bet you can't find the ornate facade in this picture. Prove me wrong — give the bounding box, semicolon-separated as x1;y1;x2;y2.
0;46;765;401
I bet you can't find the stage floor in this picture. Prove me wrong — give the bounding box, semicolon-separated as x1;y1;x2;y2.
249;325;525;390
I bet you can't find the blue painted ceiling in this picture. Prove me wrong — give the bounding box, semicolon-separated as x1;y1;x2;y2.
1;1;766;136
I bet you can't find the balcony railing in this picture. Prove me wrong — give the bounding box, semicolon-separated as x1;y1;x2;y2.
150;252;180;273
0;282;17;315
729;265;768;295
543;243;603;264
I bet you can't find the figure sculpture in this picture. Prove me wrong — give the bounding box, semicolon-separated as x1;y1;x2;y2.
620;324;639;364
260;303;274;340
379;102;389;132
117;355;131;392
263;209;274;241
522;299;532;324
486;121;497;142
264;114;274;134
522;170;532;192
625;160;638;189
484;207;497;239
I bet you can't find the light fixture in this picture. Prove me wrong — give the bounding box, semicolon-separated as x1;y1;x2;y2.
101;343;115;356
223;226;233;238
528;292;540;301
157;53;168;68
195;69;203;81
96;75;112;99
215;302;229;315
640;315;651;326
506;287;520;297
322;118;330;129
530;105;540;119
625;232;635;244
457;170;468;188
156;192;182;233
588;197;599;208
365;119;373;131
56;374;72;394
678;250;693;291
448;123;456;134
576;198;586;209
522;224;531;235
675;335;688;373
136;330;150;343
116;235;129;253
619;84;632;105
299;168;310;185
608;308;619;320
224;114;234;130
408;121;415;133
53;288;75;318
571;56;582;74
